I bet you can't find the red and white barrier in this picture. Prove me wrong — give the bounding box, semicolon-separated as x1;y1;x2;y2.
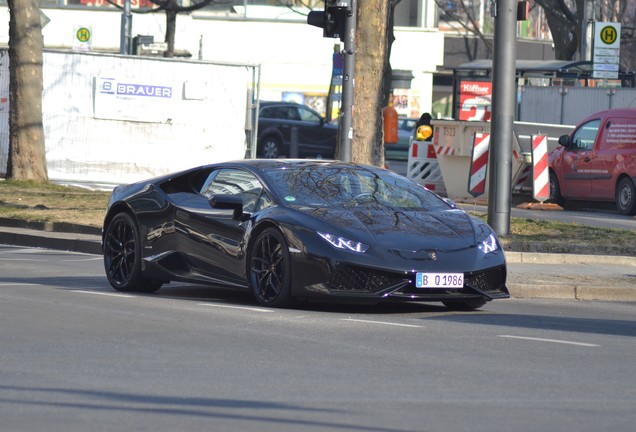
531;135;549;202
407;140;447;195
468;133;490;197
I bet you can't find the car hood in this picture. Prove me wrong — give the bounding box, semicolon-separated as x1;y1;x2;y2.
301;206;476;251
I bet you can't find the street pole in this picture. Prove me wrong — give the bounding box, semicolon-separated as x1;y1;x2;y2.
487;0;517;236
120;0;132;55
580;0;595;61
339;0;356;162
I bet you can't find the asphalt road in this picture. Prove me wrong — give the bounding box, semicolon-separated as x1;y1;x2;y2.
2;245;635;432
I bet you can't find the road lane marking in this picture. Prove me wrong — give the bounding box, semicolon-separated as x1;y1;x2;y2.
61;257;102;262
198;303;274;313
497;335;599;347
341;318;422;328
0;258;48;262
71;290;136;298
0;283;45;287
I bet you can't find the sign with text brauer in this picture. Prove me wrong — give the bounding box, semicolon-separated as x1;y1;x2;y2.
94;77;178;123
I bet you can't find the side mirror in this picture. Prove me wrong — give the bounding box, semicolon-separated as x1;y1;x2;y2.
558;134;570;147
209;194;244;220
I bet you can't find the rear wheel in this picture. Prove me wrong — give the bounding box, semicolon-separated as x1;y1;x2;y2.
548;171;565;206
248;228;294;308
616;177;636;215
259;136;281;158
442;298;488;311
103;212;161;293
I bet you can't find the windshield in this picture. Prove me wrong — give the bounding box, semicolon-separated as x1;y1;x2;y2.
263;165;450;211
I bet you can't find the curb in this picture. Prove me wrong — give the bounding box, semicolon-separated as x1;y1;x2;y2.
0;226;101;255
505;251;636;266
507;283;636;302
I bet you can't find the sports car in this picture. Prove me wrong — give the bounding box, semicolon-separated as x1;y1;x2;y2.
102;159;509;310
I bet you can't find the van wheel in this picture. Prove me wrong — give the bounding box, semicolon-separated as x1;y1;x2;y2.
548;171;565;206
616;177;636;215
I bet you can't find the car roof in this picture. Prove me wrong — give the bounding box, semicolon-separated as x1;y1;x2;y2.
579;108;636;123
213;159;382;175
259;101;305;108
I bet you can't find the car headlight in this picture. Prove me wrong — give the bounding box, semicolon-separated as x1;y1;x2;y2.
475;225;500;254
317;232;369;253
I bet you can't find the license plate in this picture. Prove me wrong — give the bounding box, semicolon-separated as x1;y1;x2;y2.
416;273;464;288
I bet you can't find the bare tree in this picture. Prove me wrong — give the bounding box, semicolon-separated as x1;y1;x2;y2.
107;0;222;58
528;0;635;71
7;0;47;181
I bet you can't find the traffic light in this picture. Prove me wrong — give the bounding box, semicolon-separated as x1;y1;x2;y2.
517;1;529;21
307;0;350;41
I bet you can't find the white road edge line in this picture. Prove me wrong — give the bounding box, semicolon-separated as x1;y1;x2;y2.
341;318;422;328
497;335;599;347
72;290;136;298
0;283;45;287
198;303;274;313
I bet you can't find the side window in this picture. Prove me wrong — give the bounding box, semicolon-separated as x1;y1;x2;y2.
571;119;600;151
201;169;264;213
282;106;301;121
298;107;321;124
260;107;283;119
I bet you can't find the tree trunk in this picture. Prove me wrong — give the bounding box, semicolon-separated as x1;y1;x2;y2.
7;0;48;181
534;0;580;60
164;0;178;58
353;0;389;167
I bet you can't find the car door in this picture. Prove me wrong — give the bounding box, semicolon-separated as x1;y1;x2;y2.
175;168;264;285
589;115;633;199
559;119;600;199
295;105;337;158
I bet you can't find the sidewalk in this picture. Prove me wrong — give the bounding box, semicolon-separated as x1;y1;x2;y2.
0;219;635;302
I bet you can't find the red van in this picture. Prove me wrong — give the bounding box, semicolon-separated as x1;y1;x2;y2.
548;108;636;215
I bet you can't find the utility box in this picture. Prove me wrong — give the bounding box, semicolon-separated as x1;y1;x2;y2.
132;35;154;55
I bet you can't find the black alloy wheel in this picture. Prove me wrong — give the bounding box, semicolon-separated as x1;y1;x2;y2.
616;177;636;215
103;212;161;293
248;228;294;307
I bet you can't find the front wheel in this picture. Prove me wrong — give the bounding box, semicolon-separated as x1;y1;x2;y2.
616;177;636;215
248;228;294;308
548;171;564;206
103;212;161;293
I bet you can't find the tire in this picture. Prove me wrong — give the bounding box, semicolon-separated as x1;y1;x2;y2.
103;212;162;293
616;177;636;215
442;298;488;311
248;227;294;308
548;171;565;206
258;136;281;158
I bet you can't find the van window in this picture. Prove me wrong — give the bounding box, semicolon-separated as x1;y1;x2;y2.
571;119;600;151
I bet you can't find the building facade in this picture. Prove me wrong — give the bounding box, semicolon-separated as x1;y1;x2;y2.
0;1;444;119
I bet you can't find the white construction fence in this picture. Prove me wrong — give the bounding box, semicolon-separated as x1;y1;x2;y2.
0;50;259;187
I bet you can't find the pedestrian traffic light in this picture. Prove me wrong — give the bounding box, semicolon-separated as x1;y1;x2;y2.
307;0;350;41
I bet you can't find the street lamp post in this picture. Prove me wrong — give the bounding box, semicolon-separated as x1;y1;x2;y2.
487;0;517;236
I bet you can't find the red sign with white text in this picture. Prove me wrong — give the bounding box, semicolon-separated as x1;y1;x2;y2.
459;81;492;121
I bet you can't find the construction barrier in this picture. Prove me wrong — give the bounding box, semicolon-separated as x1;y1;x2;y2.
431;119;575;201
531;135;549;202
406;139;447;196
468;133;490;197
